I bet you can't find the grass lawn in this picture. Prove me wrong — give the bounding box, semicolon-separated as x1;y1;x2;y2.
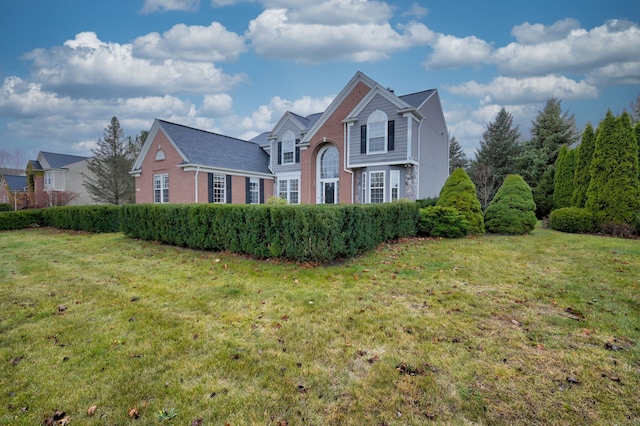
1;225;639;425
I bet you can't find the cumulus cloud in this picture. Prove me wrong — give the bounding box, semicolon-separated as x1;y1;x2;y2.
140;0;200;14
402;3;428;18
511;18;580;44
586;61;640;86
493;19;640;77
446;75;598;104
424;34;492;70
246;8;433;63
201;93;234;116
22;32;247;99
133;22;246;62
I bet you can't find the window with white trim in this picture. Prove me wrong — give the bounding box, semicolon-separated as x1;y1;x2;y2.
367;110;387;154
390;170;400;201
155;150;165;161
282;131;295;164
212;173;226;203
249;177;259;204
361;172;366;204
44;171;53;189
278;178;299;204
154;173;169;203
369;171;385;203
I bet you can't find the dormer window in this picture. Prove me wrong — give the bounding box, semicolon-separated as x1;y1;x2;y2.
282;131;295;164
155;150;165;161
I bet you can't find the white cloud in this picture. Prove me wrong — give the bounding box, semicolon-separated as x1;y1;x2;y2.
586;61;640;86
140;0;200;14
22;32;247;99
511;18;580;44
246;8;433;63
446;75;598;104
402;3;428;18
201;93;234;116
424;34;492;70
493;19;640;76
132;22;246;62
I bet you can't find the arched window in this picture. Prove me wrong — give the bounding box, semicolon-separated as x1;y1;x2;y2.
367;110;387;153
320;146;339;179
155;150;165;161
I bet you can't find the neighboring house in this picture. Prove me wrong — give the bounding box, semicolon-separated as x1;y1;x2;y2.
131;120;275;204
26;151;96;207
0;173;29;209
132;71;449;205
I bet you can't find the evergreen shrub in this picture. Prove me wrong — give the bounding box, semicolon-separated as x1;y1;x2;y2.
484;175;537;235
437;168;485;234
418;206;469;238
0;210;43;231
0;203;12;212
416;197;438;208
550;207;595;234
40;205;122;233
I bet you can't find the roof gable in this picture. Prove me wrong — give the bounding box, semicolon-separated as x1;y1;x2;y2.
3;175;28;191
37;151;90;169
345;85;415;121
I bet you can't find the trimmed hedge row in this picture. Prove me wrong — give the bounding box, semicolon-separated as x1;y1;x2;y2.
120;203;420;262
40;205;123;233
0;209;43;231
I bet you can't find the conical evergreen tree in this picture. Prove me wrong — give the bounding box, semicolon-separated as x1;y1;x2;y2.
437;168;485;234
449;135;469;174
586;111;640;225
484;174;537;235
553;146;575;209
571;123;596;207
473;107;522;184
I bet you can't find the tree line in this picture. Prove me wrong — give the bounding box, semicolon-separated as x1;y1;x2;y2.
449;93;640;224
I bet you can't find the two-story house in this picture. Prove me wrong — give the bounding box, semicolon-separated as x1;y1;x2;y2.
26;151;96;207
132;71;449;205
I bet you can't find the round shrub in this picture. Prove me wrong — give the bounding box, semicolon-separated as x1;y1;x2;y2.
550;207;595;234
484;175;537;235
437;168;485;234
418;206;469;238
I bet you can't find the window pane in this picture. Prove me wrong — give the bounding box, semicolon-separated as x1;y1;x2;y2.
370;172;384;203
320;147;339;179
213;173;225;203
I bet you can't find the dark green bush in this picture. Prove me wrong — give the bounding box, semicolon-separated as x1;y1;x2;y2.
0;210;43;231
418;206;469;238
416;197;438;209
121;202;420;262
40;205;122;233
437;168;485;234
0;203;13;212
550;207;595;234
484;175;537;235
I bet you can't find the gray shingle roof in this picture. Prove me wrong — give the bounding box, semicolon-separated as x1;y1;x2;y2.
399;89;435;108
39;152;90;169
158;120;271;175
3;175;27;191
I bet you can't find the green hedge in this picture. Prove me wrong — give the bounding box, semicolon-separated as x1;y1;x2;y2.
121;203;420;262
40;205;123;233
550;207;596;234
418;206;469;238
0;210;43;231
0;203;13;212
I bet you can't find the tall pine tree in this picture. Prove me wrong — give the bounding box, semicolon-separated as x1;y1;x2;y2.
449;135;469;174
571;123;596;208
83;117;135;205
586;111;640;225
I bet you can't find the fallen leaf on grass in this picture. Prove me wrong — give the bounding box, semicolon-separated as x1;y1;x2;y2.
191;418;203;426
566;376;580;385
605;342;623;351
129;407;139;419
87;405;97;416
11;356;23;366
42;410;69;426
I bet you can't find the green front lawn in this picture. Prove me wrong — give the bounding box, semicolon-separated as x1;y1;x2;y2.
1;226;638;425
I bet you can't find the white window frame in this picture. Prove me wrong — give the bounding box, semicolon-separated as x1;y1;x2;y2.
390;170;400;201
361;172;366;204
278;177;299;204
367;110;388;154
249;177;259;204
154;173;169;204
369;171;385;203
282;131;295;164
212;173;226;204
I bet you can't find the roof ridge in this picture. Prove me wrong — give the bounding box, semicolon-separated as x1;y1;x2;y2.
158;119;258;146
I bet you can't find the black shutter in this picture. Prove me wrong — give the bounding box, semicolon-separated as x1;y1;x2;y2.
388;120;395;151
277;142;282;165
226;175;232;204
245;177;251;204
295;147;300;163
259;179;265;204
360;125;367;154
207;173;213;203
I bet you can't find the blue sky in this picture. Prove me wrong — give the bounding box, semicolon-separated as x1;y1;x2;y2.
1;0;639;165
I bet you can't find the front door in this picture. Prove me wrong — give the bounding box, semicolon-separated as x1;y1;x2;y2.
318;145;340;204
322;181;337;204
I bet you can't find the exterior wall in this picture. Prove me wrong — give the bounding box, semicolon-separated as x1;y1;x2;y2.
135;129;196;204
64;160;99;206
417;96;449;199
270;119;303;175
301;80;372;204
348;93;408;166
355;165;406;203
32;172;47;208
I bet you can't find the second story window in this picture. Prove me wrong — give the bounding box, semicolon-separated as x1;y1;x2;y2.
367;110;387;154
282;131;295;164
